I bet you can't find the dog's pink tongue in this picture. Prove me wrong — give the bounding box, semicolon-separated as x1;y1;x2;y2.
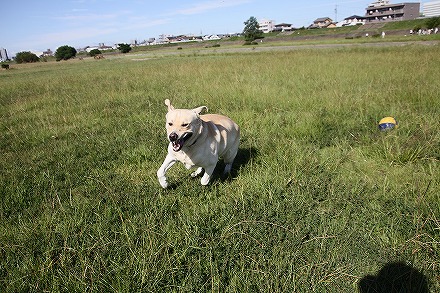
172;141;182;152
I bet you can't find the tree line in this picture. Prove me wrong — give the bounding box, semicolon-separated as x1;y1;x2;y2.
12;16;264;63
14;44;132;63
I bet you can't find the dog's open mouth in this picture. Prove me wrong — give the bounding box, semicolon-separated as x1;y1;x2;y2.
171;132;193;152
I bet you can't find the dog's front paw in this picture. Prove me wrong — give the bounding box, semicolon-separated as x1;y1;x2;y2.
200;173;211;186
158;176;168;189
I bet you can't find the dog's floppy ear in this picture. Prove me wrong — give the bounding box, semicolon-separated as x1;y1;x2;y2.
193;105;208;115
164;99;174;111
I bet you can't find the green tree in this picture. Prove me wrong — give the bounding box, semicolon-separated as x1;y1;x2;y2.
426;16;440;29
15;51;39;63
243;16;263;42
117;43;132;53
55;45;77;61
89;49;102;57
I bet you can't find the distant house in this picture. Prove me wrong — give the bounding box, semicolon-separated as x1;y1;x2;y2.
168;35;189;43
340;15;366;26
0;47;8;62
424;1;440;17
274;23;294;32
98;43;114;50
85;46;99;53
365;2;420;23
219;33;242;38
157;35;170;44
202;35;221;41
42;49;53;57
83;43;116;53
309;17;335;29
259;19;275;33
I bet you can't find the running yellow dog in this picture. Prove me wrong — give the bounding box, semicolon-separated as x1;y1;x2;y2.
157;99;240;188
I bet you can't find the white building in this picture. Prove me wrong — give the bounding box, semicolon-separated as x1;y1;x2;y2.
274;23;294;32
0;48;9;62
368;0;391;7
85;46;115;53
258;19;275;33
202;35;221;41
424;1;440;17
338;15;366;27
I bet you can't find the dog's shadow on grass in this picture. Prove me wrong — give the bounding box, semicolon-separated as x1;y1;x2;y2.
358;262;429;293
214;146;258;182
163;147;257;190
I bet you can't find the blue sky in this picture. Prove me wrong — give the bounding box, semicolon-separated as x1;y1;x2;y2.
0;1;426;56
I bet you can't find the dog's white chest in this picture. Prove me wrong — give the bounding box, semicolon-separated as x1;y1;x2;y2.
173;149;196;169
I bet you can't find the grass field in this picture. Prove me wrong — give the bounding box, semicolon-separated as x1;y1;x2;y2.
1;43;439;292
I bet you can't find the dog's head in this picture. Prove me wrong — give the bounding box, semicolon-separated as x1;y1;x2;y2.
164;99;207;152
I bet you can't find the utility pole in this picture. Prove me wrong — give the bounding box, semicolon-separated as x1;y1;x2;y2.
334;4;338;22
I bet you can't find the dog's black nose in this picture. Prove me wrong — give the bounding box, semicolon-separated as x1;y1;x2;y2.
169;132;178;142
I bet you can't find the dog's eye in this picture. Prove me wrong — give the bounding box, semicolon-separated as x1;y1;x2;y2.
181;123;189;127
168;122;173;126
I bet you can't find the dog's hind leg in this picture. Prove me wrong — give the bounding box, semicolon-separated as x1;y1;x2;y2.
222;141;239;175
223;163;232;175
191;167;203;178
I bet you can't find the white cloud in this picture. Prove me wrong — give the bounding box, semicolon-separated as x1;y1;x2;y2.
169;0;252;16
123;17;171;31
19;16;170;51
54;13;120;22
71;8;89;12
38;27;117;47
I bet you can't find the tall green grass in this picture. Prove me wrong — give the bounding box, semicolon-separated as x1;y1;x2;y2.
1;45;439;292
